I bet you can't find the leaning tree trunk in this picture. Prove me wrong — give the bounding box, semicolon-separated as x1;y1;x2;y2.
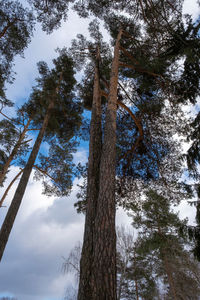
91;29;122;300
0;118;32;186
0;101;54;261
78;47;102;299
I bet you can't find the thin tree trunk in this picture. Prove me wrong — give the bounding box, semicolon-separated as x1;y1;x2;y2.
133;250;139;300
158;226;178;300
163;255;178;300
91;29;123;299
0;118;32;186
0;101;54;261
0;168;23;208
78;47;102;299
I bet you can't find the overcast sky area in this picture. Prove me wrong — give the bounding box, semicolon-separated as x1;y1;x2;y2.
0;1;200;299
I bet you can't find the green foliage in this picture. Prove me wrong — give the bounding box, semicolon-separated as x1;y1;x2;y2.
29;0;73;33
34;138;78;197
0;112;31;185
116;226;159;299
128;190;200;298
0;0;34;95
23;48;82;139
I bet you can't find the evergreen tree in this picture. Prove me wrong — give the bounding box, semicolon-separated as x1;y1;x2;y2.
29;0;74;33
129;190;200;299
75;2;187;297
116;226;159;300
0;50;82;261
0;0;34;96
0;111;33;187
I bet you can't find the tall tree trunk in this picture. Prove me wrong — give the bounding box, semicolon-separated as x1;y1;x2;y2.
78;47;102;299
158;226;178;300
0;101;54;261
91;29;122;300
163;255;178;300
133;250;139;300
0;118;32;186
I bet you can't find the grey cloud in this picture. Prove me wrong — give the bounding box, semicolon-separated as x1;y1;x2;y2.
0;179;84;300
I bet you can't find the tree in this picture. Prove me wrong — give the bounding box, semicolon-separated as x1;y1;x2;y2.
164;17;200;261
76;1;187;296
129;190;200;299
0;50;82;261
28;0;74;33
116;226;159;300
0;0;34;96
0;112;32;187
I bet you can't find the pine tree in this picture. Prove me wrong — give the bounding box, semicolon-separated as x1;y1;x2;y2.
116;226;159;300
0;0;34;96
130;190;200;299
0;112;32;187
76;2;187;296
28;0;74;33
0;50;82;261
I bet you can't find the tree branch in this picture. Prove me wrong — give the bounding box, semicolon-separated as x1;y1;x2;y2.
0;18;17;39
119;62;163;79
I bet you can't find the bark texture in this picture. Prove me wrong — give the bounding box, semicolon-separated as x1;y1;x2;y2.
91;29;122;299
78;48;102;299
0;101;53;261
0;118;31;186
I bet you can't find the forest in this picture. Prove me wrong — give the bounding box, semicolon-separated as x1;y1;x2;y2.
0;0;200;299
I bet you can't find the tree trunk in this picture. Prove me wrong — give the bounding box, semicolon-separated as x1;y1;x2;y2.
78;47;102;299
91;29;122;299
0;168;23;208
163;255;178;300
158;226;178;300
133;250;139;300
0;118;32;186
0;101;54;261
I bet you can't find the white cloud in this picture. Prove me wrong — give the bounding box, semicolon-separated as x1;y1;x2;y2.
183;0;200;20
5;11;91;108
0;167;133;300
0;172;84;300
73;148;88;165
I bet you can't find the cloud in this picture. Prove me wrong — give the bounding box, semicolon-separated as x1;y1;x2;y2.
183;0;200;20
0;167;132;300
5;10;91;108
73;148;88;165
0;172;84;300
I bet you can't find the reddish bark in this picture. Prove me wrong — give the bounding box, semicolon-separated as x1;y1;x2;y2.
78;47;102;299
90;29;123;299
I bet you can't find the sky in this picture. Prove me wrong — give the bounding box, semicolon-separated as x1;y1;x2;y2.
0;1;200;299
